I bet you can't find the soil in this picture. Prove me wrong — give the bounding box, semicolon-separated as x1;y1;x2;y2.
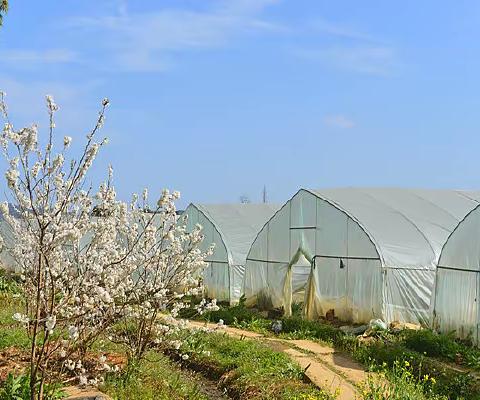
0;347;29;381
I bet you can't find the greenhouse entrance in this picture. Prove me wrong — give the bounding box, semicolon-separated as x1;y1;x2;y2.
283;247;313;316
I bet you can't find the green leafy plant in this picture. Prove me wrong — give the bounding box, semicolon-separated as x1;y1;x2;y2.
0;270;20;295
0;373;65;400
0;373;30;400
401;329;480;370
203;303;258;325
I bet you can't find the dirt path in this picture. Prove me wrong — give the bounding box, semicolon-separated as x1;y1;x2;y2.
188;321;366;400
177;364;231;400
65;386;112;400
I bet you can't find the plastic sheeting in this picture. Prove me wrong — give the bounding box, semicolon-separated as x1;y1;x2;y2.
0;220;16;271
184;203;279;304
245;188;480;325
434;204;480;343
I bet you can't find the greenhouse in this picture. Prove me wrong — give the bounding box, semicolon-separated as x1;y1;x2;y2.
244;188;480;326
434;204;480;343
184;203;279;305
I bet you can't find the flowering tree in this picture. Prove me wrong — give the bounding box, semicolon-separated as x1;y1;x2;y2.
0;92;213;400
104;187;215;367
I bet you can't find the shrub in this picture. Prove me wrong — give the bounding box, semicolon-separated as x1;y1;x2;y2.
280;316;343;343
402;329;458;360
401;329;480;370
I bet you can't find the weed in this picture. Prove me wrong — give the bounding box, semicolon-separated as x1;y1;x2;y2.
401;329;480;370
361;360;450;400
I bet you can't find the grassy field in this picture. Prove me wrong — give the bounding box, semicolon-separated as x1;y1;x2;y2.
0;277;474;400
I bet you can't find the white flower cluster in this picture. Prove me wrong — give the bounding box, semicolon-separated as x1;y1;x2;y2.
195;298;220;315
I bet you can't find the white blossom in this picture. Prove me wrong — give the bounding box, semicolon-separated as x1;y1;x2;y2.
64;136;72;148
78;375;88;387
12;313;29;324
45;315;56;334
68;326;79;340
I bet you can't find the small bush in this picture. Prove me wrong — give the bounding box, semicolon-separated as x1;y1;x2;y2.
402;330;458;359
401;329;480;370
280;316;343;343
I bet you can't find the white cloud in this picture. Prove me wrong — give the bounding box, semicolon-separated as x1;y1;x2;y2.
68;0;283;71
308;18;375;42
0;49;77;65
289;16;398;77
295;45;396;76
324;114;355;129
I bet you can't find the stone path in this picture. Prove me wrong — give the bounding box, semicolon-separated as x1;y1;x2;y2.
64;386;112;400
188;320;367;399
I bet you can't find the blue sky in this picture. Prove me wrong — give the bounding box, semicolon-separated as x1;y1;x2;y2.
1;0;480;208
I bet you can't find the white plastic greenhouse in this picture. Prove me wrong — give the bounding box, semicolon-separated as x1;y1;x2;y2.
0;220;15;271
184;203;279;305
433;204;480;343
244;188;480;326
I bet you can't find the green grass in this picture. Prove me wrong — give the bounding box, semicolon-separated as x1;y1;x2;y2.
401;329;480;370
352;339;476;399
199;302;259;326
174;329;332;399
0;295;29;350
102;352;209;400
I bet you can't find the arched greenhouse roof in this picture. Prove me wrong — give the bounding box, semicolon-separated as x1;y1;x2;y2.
188;203;280;266
306;188;480;269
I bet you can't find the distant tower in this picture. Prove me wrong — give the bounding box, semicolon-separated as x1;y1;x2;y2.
262;185;267;203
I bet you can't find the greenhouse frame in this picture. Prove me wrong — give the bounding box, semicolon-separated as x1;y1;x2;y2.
244;188;480;325
184;203;279;305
